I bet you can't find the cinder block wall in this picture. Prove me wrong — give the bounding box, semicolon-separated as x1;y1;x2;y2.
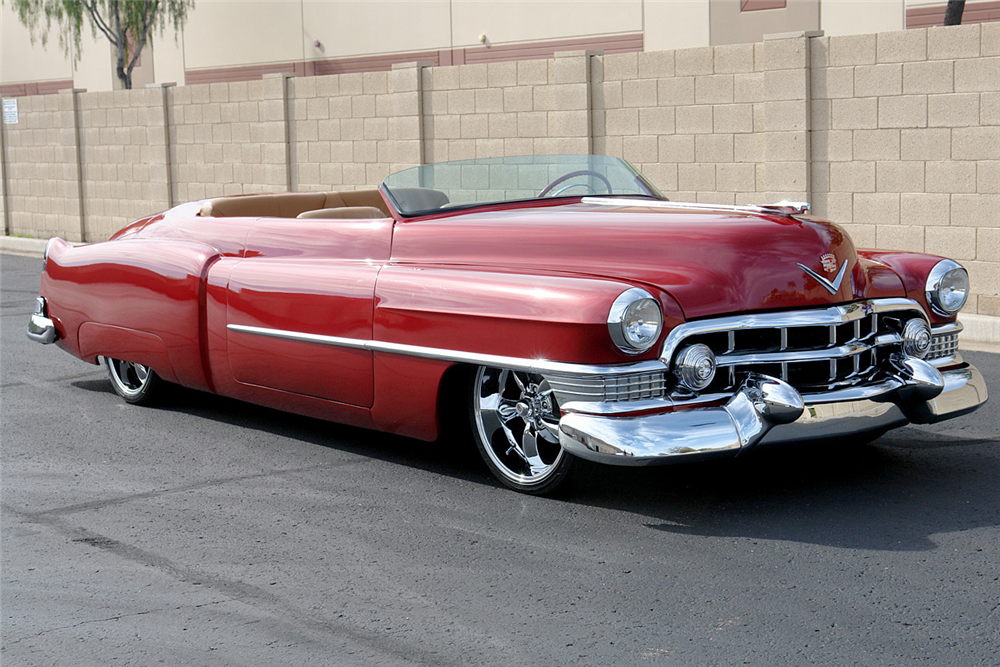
1;24;997;314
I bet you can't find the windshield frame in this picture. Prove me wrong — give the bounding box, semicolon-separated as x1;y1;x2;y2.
380;155;667;218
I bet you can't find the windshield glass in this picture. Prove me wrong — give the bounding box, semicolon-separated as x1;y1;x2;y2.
381;155;664;217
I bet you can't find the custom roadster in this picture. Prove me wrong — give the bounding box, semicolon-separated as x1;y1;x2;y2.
28;155;987;493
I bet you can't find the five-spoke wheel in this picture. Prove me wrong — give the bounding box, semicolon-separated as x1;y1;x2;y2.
105;357;161;405
470;366;574;494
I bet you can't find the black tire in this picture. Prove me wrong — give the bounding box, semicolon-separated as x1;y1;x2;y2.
104;357;162;405
469;366;574;495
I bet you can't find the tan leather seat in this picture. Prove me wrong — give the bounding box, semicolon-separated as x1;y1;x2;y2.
199;189;391;218
297;206;387;219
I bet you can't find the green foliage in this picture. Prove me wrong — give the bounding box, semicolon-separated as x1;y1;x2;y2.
9;0;193;89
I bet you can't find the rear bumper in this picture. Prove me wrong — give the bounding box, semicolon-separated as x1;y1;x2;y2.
558;358;987;466
26;297;57;344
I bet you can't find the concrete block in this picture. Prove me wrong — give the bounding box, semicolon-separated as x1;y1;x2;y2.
812;99;832;131
765;68;808;101
854;64;902;97
676;47;714;75
517;59;549;85
734;72;766;103
755;37;807;71
606;107;639;135
517;111;547;138
831;161;876;192
853;129;900;160
547;110;589;138
638;50;675;79
447;89;475;114
487;62;518;88
622;79;658;108
812;130;853;162
596;81;622;109
639;162;678;191
623;135;659;164
983;22;1000;56
925;161;978;193
658;134;696;162
876;160;925;192
716;163;756;192
927;24;982;60
926;224;975;259
604;53;638;81
695;74;734;104
765;100;808;131
553;54;590;84
431;66;460;90
695;134;734;163
765;162;809;193
979;161;1000;193
952;193;1000;226
714;43;755;74
979;227;1000;261
902;191;952;225
928;93;980;127
832;97;878;130
675;106;713;134
877;223;923;251
854;193;901;224
828;33;877;67
503;87;533;112
902;60;954;94
900;128;952;160
811;161;830;192
811;66;854;99
983;92;1000;125
488;112;516;139
952;127;1000;160
639;106;675;135
877;29;927;63
678;163;716;190
713;104;753;133
534;83;588;111
878;95;928;129
955;57;1000;93
657;77;695;106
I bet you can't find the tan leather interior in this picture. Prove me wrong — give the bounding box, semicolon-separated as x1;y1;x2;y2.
297;206;386;219
198;189;391;219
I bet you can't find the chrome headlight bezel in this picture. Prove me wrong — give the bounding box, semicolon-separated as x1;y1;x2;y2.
607;288;663;354
925;259;969;316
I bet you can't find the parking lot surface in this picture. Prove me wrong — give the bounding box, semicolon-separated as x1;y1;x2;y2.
3;251;998;665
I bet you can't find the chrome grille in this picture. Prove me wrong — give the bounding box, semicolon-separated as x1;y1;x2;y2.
660;299;928;395
927;325;961;363
546;370;667;404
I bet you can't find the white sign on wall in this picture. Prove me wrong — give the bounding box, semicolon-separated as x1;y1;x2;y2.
3;99;18;124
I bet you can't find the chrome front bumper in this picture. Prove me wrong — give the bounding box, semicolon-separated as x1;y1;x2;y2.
26;297;58;344
558;356;987;466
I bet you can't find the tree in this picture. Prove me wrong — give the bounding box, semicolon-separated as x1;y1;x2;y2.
10;0;194;90
944;0;966;25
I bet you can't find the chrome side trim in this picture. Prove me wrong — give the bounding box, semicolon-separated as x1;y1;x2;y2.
226;324;667;378
581;197;810;218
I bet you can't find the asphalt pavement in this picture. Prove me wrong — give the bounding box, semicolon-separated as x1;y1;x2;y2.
2;251;998;666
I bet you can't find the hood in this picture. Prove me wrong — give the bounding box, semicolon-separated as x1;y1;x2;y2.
391;201;906;320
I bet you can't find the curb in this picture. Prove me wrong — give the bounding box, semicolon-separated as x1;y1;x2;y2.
3;235;999;349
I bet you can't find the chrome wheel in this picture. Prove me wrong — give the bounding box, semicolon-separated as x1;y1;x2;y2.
471;366;573;493
105;357;160;405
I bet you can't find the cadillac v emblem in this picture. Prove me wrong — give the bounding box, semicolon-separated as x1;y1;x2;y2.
798;255;849;295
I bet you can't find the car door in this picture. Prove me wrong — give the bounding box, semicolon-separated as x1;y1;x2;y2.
224;216;393;407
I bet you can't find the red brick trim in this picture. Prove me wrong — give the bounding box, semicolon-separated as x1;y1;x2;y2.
907;1;1000;28
185;33;643;85
740;0;787;11
0;79;74;97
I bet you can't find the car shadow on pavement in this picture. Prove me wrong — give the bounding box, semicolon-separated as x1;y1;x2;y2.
71;371;999;554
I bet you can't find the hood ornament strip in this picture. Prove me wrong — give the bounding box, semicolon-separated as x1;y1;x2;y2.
798;260;849;295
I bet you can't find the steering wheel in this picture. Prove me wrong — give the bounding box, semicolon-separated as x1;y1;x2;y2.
538;170;613;197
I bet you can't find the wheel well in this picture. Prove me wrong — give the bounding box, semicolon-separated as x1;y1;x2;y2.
436;363;476;443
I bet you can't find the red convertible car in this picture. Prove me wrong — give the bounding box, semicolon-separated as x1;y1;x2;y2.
28;155;987;493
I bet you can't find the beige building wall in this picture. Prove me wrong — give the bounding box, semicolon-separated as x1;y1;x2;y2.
302;1;451;59
1;3;74;84
183;0;305;69
710;0;820;45
450;1;643;47
644;0;712;51
821;0;905;36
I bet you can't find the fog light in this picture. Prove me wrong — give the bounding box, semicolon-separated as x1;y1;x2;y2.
673;343;717;391
902;318;931;359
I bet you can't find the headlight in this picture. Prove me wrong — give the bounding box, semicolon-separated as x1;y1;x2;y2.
925;259;969;315
901;318;931;358
673;343;717;392
607;288;663;354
